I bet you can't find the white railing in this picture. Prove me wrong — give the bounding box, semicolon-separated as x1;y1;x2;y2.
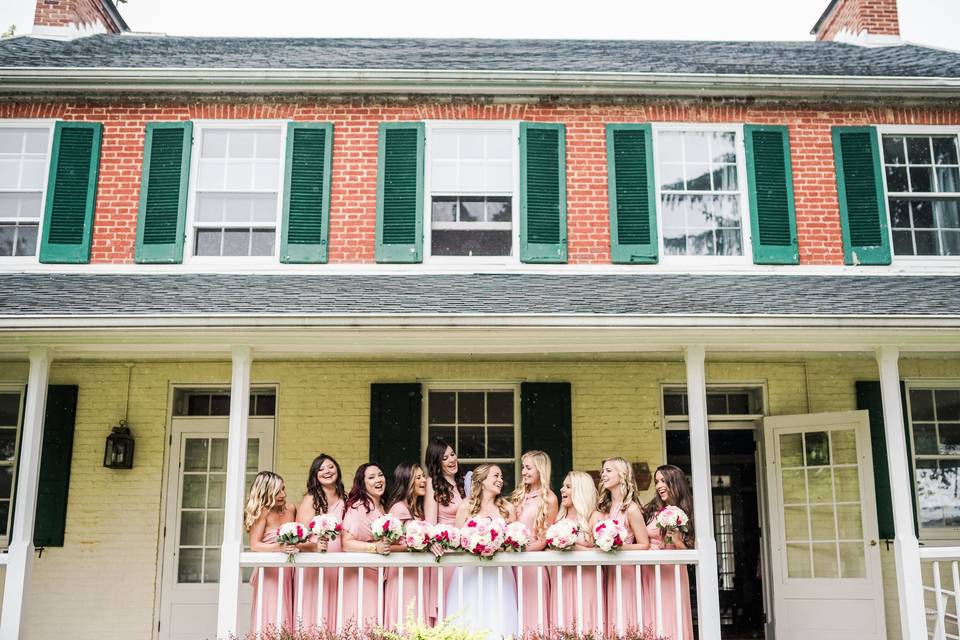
921;548;960;640
239;550;699;639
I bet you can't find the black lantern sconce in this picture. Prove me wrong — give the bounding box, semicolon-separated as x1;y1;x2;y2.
104;420;135;469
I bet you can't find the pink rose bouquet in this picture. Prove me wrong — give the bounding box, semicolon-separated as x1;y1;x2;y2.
459;516;506;559
429;523;460;551
503;521;531;552
371;514;404;543
593;518;629;552
276;521;308;563
403;519;431;551
545;520;579;550
308;514;342;550
655;506;690;546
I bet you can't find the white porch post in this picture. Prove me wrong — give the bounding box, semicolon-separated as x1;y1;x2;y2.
0;347;51;640
684;345;722;640
217;346;253;639
876;347;927;640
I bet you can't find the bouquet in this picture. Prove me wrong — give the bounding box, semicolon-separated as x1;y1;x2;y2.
655;506;690;546
371;514;404;543
545;520;579;551
429;523;461;551
593;518;629;552
459;516;506;559
503;521;531;552
276;521;309;563
403;519;431;551
308;513;343;551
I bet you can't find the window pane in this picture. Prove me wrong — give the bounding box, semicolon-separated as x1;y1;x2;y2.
459;427;484;458
210;394;230;416
831;429;857;464
909;166;933;193
431;230;512;257
246;439;260;472
181;475;206;509
885;167;908;192
0;429;16;462
432;197;457;222
487;427;514;458
807;467;833;503
834;467;861;502
914;423;939;454
812;543;838;578
253;394;276;417
686;164;711;191
933;137;959;165
203;548;221;583
784;506;809;541
202;131;229;158
939;423;960;455
0;466;12;498
837;505;863;540
460;199;483;222
209;438;227;471
683;132;709;162
428;426;455;445
16;224;37;257
935;389;960;420
195;230;221;256
180;511;205;546
786;543;811;578
711;132;737;163
0;501;8;537
0;226;13;257
487;392;513;424
805;432;830;467
0;393;20;426
663;394;685;416
178;548;203;583
780;433;803;467
937;167;960;193
936;201;960;228
882;136;906;164
706;394;726;414
206;509;224;544
184;439;209;472
487;197;512;222
915;460;944;528
250;230;275;257
911;389;935;420
810;505;836;540
907;137;932;164
915;230;939;256
458;392;484;425
839;542;866;578
222;230;249;256
429;392;456;424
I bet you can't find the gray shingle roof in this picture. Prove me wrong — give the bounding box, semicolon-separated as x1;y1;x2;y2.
3;35;960;78
1;273;958;317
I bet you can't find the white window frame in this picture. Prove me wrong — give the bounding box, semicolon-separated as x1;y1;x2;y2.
877;124;960;267
651;123;754;266
419;381;522;480
0;119;56;266
0;384;25;549
184;120;288;266
423;120;521;266
903;379;960;542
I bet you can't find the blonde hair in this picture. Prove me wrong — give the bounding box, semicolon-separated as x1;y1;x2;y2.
511;450;552;537
244;471;285;531
557;470;598;536
467;464;510;519
596;457;643;516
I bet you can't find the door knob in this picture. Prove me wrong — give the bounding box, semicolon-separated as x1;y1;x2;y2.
869;539;878;546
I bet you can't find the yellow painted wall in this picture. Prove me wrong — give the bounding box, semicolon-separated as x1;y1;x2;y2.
0;355;957;638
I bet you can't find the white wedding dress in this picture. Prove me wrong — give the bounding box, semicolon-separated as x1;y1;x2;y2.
446;547;519;637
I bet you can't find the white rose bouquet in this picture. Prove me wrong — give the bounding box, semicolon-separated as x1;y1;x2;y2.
308;514;342;551
403;519;431;551
503;521;531;552
371;514;404;543
593;518;629;552
276;521;309;563
459;516;506;559
655;506;690;546
545;520;579;550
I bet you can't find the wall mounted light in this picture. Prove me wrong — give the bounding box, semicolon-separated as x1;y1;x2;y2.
104;420;134;469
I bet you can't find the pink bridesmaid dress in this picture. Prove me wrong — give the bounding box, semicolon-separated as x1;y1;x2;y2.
341;502;386;629
384;502;427;627
427;483;461;622
297;497;343;631
249;528;296;633
641;520;694;640
601;508;641;636
549;518;601;636
516;491;551;633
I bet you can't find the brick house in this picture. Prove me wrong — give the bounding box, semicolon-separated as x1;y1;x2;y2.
0;0;958;638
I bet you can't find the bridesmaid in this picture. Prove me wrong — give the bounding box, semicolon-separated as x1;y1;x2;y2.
592;457;650;636
423;437;465;622
295;453;346;631
510;450;558;633
245;471;297;633
641;464;695;640
341;463;391;629
384;462;428;627
551;471;602;636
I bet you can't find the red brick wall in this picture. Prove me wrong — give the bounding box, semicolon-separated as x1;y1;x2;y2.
3;99;956;265
34;0;123;33
815;0;900;41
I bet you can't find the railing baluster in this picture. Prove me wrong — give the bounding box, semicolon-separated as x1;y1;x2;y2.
616;564;624;636
576;564;583;635
655;563;664;638
277;566;285;630
255;567;264;635
934;561;945;640
478;565;485;616
537;565;544;633
378;566;384;627
458;566;464;612
497;567;504;625
296;567;304;628
438;565;445;621
675;564;683;640
418;567;424;624
556;565;564;629
952;561;960;640
596;565;604;633
336;566;344;632
317;567;324;629
517;565;524;637
636;562;643;631
357;566;364;627
398;566;405;632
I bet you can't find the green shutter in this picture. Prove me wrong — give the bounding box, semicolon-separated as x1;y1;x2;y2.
34;385;78;547
375;122;424;263
281;122;333;264
520;122;567;263
135;122;192;263
855;381;916;539
606;124;658;264
369;384;422;482
744;125;799;265
520;382;572;496
832;126;891;265
39;122;102;264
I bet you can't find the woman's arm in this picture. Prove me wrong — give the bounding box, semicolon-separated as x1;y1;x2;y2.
621;504;650;551
249;513;294;553
294;498;320;551
453;501;470;528
424;478;439;525
526;491;561;551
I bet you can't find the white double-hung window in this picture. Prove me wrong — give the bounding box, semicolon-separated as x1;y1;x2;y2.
654;125;751;262
0;123;52;259
425;122;518;261
188;122;284;260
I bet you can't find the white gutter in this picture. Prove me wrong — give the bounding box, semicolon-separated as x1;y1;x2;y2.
2;67;960;98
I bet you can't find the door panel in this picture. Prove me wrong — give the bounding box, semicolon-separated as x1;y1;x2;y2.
764;411;885;640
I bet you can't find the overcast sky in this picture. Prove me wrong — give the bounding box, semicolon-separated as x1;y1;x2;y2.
1;0;958;48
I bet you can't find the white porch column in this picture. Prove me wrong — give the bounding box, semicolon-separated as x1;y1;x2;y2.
684;345;722;640
217;346;252;639
876;347;927;640
0;348;51;640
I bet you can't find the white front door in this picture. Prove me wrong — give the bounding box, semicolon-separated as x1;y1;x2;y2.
158;417;275;640
763;411;886;640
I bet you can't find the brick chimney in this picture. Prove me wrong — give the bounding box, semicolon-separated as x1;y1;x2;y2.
33;0;128;38
812;0;900;43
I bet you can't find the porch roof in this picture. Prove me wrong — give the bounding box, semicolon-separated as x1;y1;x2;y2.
1;273;957;319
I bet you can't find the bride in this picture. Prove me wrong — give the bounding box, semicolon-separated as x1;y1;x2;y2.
446;464;519;637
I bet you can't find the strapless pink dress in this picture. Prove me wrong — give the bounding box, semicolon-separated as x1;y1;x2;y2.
298;498;343;631
516;491;551;633
427;483;461;622
641;520;694;640
549;517;602;635
249;528;295;633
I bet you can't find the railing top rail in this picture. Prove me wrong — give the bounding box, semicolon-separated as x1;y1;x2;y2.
239;549;700;569
919;547;960;561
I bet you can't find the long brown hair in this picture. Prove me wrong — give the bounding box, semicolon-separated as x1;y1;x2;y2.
596;457;644;516
466;464;510;519
343;463;385;516
386;462;425;520
644;464;695;544
305;453;345;515
425;437;465;507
